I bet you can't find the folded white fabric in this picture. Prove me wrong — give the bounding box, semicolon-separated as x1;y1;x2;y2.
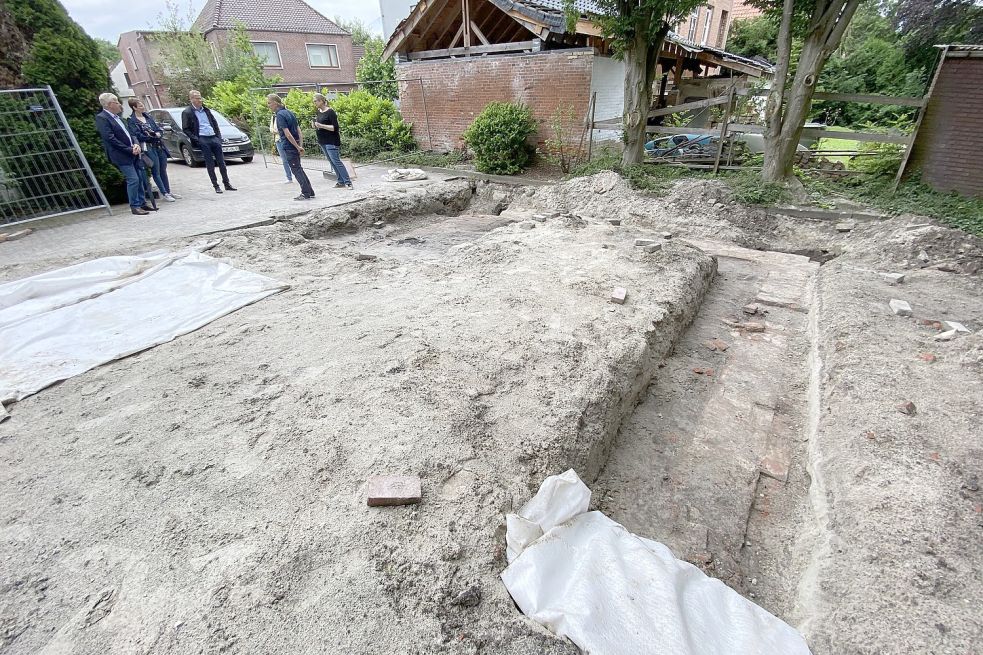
501;470;812;655
384;168;428;182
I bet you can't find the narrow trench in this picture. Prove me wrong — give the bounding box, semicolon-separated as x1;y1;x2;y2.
593;247;818;622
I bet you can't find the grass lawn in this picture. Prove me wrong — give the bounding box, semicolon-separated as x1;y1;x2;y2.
815;126;862;163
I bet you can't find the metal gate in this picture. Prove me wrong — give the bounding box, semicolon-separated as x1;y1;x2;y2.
0;86;110;227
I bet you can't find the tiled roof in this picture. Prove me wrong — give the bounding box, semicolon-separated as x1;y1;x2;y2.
194;0;349;35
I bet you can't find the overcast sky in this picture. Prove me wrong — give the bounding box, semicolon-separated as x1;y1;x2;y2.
61;0;385;42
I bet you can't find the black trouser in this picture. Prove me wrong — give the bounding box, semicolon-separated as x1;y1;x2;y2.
282;146;314;197
198;134;230;187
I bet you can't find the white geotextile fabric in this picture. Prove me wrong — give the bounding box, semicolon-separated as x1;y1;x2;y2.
501;470;813;655
0;243;287;405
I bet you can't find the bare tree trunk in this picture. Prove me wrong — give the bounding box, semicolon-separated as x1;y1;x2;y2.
762;0;796;181
762;0;862;182
621;23;668;167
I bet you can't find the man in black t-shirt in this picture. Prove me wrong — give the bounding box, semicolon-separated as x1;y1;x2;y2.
312;93;352;189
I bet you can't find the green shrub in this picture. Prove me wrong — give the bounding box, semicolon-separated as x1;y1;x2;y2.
847;141;904;177
332;90;414;153
724;171;790;205
7;0;125;204
462;102;537;175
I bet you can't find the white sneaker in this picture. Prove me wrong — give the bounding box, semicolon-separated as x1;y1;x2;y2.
163;194;176;202
283;178;293;184
169;192;182;199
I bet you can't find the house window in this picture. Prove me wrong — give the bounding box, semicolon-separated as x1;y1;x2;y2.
701;6;714;45
128;47;139;71
123;71;131;87
251;41;282;67
687;8;700;41
717;10;729;47
306;44;340;68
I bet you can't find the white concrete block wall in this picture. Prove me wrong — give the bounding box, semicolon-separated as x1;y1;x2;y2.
589;56;625;144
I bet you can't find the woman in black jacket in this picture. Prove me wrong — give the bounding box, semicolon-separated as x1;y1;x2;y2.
127;99;180;202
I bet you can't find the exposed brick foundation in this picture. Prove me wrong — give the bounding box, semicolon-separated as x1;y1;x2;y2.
397;50;593;152
909;55;983;198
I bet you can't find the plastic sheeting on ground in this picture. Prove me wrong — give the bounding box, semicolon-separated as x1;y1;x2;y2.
383;168;428;182
501;470;813;655
0;242;287;407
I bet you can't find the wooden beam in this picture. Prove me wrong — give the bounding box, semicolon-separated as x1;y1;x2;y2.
470;20;490;45
406;40;536;60
431;3;464;49
648;94;730;118
449;23;465;48
893;46;947;190
462;0;471;48
737;88;925;107
383;0;438;60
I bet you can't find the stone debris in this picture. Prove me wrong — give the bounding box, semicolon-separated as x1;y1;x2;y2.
372;221;385;229
607;218;621;226
692;367;714;376
896;401;917;416
889;299;913;316
742;303;761;316
610;287;628;305
703;339;729;352
634;238;655;247
759;455;789;482
518;221;536;230
366;475;422;507
449;585;481;608
355;253;379;261
661;232;673;239
880;273;905;285
531;214;548;223
918;250;930;264
644;243;663;253
943;321;970;333
934;330;958;342
918;353;937;363
724;319;766;333
836;222;856;233
0;228;33;243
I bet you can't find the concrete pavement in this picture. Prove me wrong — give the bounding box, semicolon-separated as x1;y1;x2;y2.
0;157;452;271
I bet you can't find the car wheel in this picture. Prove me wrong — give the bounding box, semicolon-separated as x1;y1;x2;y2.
181;145;199;167
241;156;253;163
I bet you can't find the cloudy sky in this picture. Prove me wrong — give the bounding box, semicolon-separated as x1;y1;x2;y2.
61;0;385;42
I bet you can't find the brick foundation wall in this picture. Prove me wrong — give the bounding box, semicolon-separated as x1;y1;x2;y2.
396;50;593;152
909;56;983;198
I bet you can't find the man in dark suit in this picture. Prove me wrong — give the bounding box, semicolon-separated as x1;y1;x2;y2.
181;90;236;194
95;93;154;215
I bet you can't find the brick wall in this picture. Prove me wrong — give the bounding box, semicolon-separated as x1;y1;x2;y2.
207;30;356;86
118;31;174;109
909;56;983;198
730;0;763;22
396;50;593;152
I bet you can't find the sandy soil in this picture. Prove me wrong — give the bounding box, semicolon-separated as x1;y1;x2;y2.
1;172;981;654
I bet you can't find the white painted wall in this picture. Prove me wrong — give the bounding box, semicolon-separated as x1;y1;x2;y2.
110;60;135;117
589;55;625;144
380;0;416;40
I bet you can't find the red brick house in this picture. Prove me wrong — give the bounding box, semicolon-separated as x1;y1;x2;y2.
117;0;358;109
383;0;770;151
194;0;358;88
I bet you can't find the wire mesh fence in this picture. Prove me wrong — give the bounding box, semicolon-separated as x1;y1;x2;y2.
247;79;433;179
0;86;110;227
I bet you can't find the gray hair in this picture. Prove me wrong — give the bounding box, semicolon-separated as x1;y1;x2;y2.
266;93;283;105
98;93;118;108
313;93;327;104
189;90;202;98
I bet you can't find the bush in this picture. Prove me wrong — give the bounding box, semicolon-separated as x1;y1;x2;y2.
462;102;537;175
332;90;414;153
848;141;904;177
8;0;125;204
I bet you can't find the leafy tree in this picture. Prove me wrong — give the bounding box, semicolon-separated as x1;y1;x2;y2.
356;39;398;101
568;0;706;166
894;0;983;73
727;16;781;60
93;38;120;67
759;0;864;182
333;16;375;46
3;0;125;203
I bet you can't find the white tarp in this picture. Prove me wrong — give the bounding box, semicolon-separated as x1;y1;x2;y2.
0;243;287;406
501;470;813;655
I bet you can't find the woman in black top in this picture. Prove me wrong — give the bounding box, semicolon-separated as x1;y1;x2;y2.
127;99;179;202
312;93;352;189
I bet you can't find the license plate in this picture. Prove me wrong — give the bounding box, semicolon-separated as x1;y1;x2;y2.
222;146;238;153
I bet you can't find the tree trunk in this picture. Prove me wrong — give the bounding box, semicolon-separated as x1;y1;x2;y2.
762;0;796;182
621;23;668;167
762;0;862;182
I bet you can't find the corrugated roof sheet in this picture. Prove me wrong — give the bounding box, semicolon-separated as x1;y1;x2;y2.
194;0;348;35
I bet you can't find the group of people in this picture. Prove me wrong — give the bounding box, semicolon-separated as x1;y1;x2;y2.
95;89;351;215
266;92;353;201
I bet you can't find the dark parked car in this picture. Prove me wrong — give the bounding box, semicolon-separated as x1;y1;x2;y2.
149;108;254;166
